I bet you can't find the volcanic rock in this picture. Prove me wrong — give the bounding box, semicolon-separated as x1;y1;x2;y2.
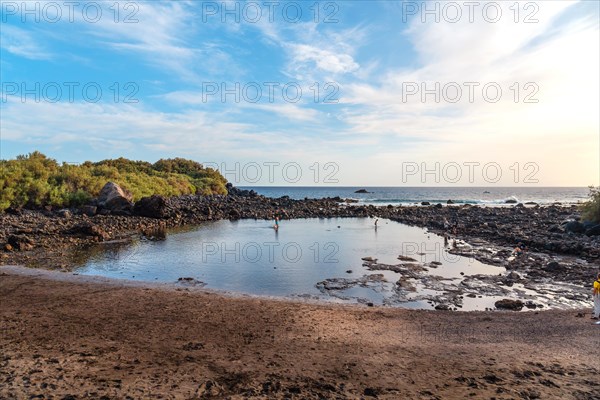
97;182;133;214
134;195;170;219
495;299;524;311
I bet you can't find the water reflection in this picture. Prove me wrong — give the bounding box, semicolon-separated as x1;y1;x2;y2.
73;218;516;309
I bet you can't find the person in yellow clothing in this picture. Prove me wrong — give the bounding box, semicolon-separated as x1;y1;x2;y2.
593;273;600;320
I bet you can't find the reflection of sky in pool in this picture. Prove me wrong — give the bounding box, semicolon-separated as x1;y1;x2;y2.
75;218;508;308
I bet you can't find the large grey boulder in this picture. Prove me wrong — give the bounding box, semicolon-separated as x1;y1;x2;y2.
97;182;133;214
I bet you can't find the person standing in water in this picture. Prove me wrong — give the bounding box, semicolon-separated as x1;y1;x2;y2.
274;216;279;231
593;272;600;320
374;218;379;230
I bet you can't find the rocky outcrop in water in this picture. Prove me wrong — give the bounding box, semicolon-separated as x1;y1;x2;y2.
226;182;257;197
495;299;524;311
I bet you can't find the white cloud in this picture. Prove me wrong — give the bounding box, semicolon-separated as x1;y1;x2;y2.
0;25;53;60
157;89;323;122
1;97;250;153
0;95;340;159
83;1;200;81
331;1;599;185
285;43;359;74
252;17;364;80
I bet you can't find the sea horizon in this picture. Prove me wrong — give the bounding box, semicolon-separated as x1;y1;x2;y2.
241;186;590;206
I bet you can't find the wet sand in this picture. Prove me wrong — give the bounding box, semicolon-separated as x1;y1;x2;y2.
1;266;598;399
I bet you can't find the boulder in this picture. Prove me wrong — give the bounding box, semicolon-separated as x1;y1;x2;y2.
134;195;170;219
506;271;522;281
564;220;585;234
582;221;596;230
80;205;97;217
226;183;258;197
228;209;241;220
547;225;561;233
57;209;72;219
447;200;455;204
585;224;600;237
505;199;518;204
495;299;524;311
141;226;166;240
421;201;431;206
398;255;417;262
5;207;22;215
7;234;34;251
544;261;564;272
70;222;109;240
97;182;133;213
524;301;538;309
354;189;370;193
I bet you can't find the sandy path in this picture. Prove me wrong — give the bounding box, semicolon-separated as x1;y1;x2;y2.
1;267;598;399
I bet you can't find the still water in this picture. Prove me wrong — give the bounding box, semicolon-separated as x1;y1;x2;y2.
76;218;510;309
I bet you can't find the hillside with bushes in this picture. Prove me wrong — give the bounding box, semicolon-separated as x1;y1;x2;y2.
0;151;227;211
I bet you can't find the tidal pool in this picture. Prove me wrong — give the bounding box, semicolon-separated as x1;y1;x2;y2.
75;218;524;310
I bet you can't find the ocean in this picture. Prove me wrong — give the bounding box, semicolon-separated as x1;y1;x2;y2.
241;187;590;206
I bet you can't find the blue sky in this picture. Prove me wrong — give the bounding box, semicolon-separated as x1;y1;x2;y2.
1;0;599;186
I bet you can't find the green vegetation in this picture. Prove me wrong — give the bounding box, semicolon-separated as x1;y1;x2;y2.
0;151;228;211
580;186;600;223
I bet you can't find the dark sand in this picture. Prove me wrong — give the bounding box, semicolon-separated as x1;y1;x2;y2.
1;266;599;399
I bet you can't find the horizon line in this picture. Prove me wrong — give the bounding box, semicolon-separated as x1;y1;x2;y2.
237;185;591;189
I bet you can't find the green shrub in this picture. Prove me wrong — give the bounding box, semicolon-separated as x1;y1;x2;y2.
580;186;600;223
0;152;228;211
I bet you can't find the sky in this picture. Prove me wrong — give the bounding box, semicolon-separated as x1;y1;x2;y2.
1;0;599;186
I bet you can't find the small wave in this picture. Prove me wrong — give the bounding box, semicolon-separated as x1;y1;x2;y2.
360;199;481;204
359;197;576;206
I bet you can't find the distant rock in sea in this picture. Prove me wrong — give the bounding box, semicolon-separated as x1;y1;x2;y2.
355;189;370;193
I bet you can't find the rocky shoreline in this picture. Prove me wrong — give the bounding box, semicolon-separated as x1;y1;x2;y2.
1;185;599;289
